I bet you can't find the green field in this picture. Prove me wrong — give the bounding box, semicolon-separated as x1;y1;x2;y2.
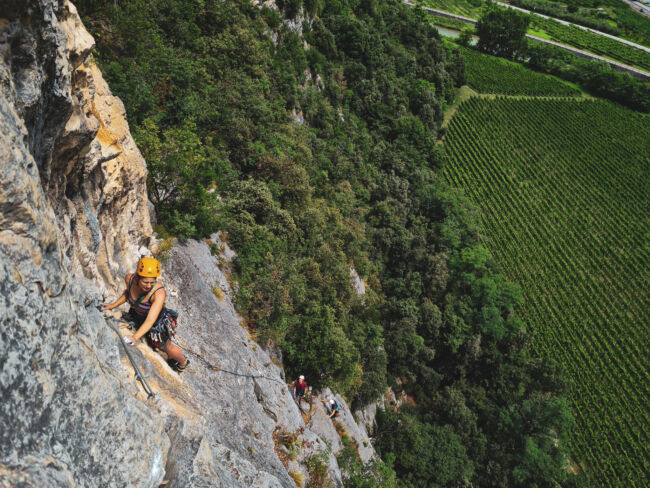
526;0;650;47
421;0;650;70
460;46;581;95
531;17;650;71
442;96;650;486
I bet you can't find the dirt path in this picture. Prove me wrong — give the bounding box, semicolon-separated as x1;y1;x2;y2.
442;85;477;128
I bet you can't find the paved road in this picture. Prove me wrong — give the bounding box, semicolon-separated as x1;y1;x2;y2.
624;0;650;19
403;1;650;81
494;1;650;53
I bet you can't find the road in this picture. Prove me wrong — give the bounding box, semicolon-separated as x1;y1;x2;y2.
623;0;650;19
525;34;650;81
403;1;650;81
493;1;650;53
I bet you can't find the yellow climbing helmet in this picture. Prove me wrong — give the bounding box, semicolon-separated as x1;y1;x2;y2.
136;257;161;278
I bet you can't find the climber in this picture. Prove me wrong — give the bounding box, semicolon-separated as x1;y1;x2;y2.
321;397;340;419
103;257;189;373
293;375;307;407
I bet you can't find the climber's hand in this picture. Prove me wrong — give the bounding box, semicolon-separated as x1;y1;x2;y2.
123;335;135;346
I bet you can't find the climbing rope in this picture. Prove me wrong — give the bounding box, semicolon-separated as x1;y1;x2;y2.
172;338;287;385
102;313;156;400
106;315;285;385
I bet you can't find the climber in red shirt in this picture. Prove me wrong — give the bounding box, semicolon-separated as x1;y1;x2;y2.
293;375;307;407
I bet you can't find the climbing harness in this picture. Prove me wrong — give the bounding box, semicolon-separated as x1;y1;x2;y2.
103;313;156;400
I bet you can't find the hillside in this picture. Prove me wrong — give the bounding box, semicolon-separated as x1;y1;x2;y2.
0;1;377;487
0;0;585;487
442;63;650;487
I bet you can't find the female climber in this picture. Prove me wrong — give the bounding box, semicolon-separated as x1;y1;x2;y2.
103;257;189;372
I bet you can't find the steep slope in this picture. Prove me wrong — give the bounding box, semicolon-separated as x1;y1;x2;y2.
0;1;165;486
0;2;376;486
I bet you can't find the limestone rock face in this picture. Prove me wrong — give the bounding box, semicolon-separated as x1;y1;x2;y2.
0;1;163;487
150;239;299;487
1;0;152;294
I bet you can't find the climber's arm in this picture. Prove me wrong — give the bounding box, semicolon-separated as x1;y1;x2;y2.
103;275;131;310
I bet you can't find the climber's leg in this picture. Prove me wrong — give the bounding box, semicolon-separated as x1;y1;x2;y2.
164;341;187;368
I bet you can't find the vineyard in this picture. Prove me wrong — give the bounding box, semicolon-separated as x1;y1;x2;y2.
420;0;650;71
460;46;581;95
531;17;650;71
422;0;483;18
442;97;650;487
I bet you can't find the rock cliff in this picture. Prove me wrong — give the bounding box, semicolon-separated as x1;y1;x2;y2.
0;1;377;487
1;0;165;486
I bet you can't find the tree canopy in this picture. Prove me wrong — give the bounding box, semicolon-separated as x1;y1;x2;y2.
476;6;530;60
77;0;578;485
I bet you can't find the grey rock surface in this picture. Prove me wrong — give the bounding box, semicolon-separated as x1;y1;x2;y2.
1;1;166;487
156;240;300;487
104;238;368;488
354;402;378;439
309;389;375;463
1;1;378;487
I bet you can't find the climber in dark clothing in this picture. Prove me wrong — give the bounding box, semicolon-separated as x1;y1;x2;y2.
103;257;188;372
321;397;340;419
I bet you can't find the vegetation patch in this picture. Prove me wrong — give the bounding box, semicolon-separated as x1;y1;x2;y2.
333;419;361;461
530;16;650;71
288;470;304;487
442;96;650;488
211;286;225;302
273;427;302;466
459;45;581;95
153;228;176;264
304;451;333;488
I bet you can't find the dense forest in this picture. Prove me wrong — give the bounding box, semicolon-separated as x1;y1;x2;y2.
76;0;579;486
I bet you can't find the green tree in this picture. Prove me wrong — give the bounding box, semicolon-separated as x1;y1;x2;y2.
457;27;473;48
476;7;530;60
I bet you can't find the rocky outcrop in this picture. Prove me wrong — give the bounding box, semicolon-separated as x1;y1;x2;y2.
95;235;378;487
1;1;161;486
1;1;379;487
0;0;152;293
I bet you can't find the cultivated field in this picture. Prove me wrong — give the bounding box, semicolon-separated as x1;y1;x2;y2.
460;46;581;95
530;16;650;71
442;96;650;487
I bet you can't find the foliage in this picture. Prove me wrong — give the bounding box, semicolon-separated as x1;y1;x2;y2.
509;0;621;35
525;42;650;112
476;6;530;60
442;96;650;488
530;16;650;71
337;444;398;488
305;449;334;488
457;27;474;48
274;427;302;465
509;0;650;46
133;118;224;238
289;470;304;487
78;0;580;486
459;45;580;95
375;408;474;487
